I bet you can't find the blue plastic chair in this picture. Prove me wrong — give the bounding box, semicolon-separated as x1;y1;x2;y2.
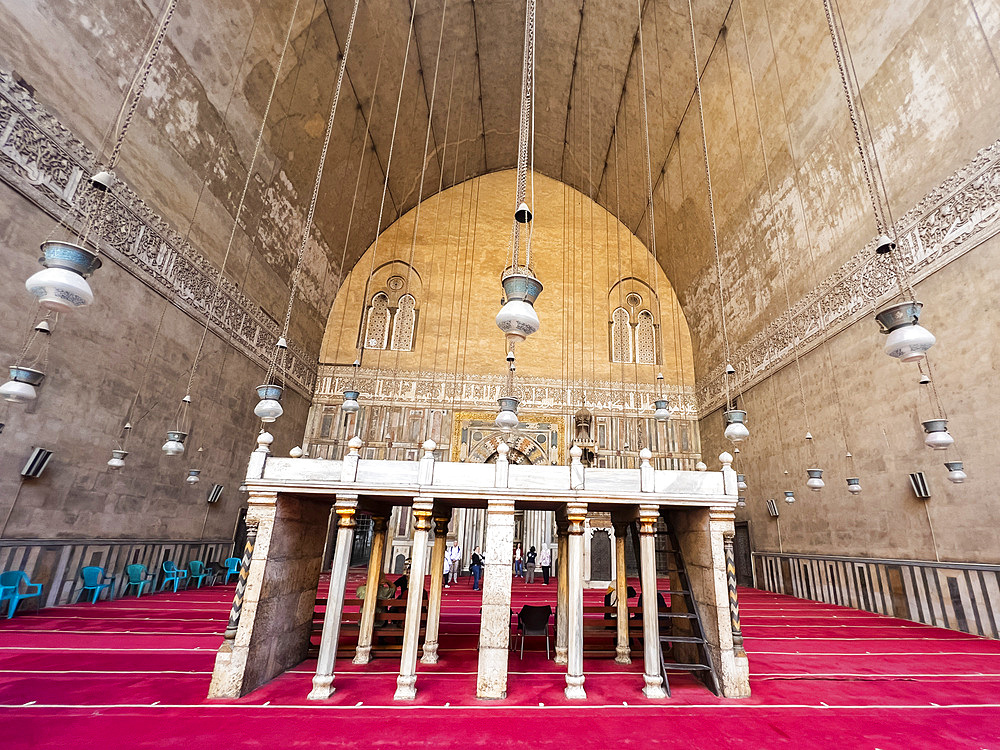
188;561;208;589
77;566;115;603
0;571;43;618
124;564;154;598
160;561;189;592
223;557;241;584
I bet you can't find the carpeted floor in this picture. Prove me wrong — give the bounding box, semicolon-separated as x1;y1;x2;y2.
1;572;999;748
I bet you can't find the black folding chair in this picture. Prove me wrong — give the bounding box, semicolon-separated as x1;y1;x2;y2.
516;604;553;659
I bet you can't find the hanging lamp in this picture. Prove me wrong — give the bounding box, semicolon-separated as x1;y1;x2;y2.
186;469;201;485
25;241;103;313
737;474;748;492
652;373;671;422
723;409;749;443
496;0;542;350
846;477;862;494
875;301;935;363
107;422;132;471
341;359;361;414
944;461;966;484
162;395;191;456
495;351;520;430
783;490;796;504
806;468;825;491
1;317;53;403
921;419;954;450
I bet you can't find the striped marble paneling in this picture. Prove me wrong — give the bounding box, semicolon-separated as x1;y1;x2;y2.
0;538;233;606
753;552;1000;639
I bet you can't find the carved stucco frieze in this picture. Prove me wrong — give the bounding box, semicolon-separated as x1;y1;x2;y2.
0;72;316;396
697;138;1000;415
314;364;700;418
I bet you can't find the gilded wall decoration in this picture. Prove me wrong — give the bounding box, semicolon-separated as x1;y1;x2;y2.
0;72;316;396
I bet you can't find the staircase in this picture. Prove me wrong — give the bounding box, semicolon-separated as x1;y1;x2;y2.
654;520;721;697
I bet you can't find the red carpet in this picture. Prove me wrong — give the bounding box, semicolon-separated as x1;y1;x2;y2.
1;574;999;748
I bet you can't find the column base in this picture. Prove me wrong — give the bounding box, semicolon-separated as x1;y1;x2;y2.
564;674;587;700
554;647;568;665
307;675;335;700
352;646;372;665
420;642;439;664
614;647;632;665
642;674;667;699
393;674;417;700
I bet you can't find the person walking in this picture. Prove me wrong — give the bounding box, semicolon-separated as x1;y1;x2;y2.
470;546;484;591
525;545;537;584
447;543;461;585
514;544;524;578
539;546;551;584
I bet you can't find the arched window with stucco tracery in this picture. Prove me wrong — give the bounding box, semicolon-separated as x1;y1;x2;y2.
365;292;390;350
635;310;656;364
391;294;416;351
611;307;633;363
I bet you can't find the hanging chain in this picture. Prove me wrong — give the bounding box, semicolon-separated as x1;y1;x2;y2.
686;0;733;411
268;0;362;387
822;0;914;302
185;0;303;401
508;0;536;273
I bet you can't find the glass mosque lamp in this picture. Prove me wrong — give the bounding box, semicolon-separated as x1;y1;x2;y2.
0;319;52;403
921;419;954;450
652;373;671;422
783;490;796;504
186;469;201;485
253;384;284;423
342;390;361;414
723;409;749;443
875;301;935;363
944;461;966;484
806;468;826;491
495;396;520;431
737;474;748;492
25;240;102;313
846;477;862;494
107;449;128;470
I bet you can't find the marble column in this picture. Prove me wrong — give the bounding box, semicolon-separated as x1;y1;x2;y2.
554;516;569;665
353;514;389;665
394;498;433;700
308;495;359;700
638;504;667;699
476;497;515;699
564;501;587;700
611;514;632;665
421;514;450;664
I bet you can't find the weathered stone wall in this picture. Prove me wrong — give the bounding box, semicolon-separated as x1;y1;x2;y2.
0;176;309;543
675;0;1000;564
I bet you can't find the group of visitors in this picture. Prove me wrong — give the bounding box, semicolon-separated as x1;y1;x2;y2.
513;544;551;584
443;543;485;591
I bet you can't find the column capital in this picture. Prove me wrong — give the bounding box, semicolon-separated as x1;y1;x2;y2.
556;516;570;536
411;499;434;532
566;501;587;534
334;496;359;527
610;509;632;537
247;490;277;509
638;504;659;535
432;516;450;537
371;514;389;533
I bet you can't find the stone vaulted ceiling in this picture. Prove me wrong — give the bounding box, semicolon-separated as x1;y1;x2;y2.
252;0;732;279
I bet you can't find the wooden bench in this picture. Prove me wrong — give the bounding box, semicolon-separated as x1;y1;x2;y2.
310;596;427;660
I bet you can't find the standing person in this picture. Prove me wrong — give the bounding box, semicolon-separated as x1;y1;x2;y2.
525;545;537;584
447;543;461;585
514;544;524;578
539;546;551;584
443;550;452;589
470;546;484;591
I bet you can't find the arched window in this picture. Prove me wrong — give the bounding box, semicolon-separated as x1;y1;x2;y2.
365;292;390;350
390;294;416;351
635;310;656;364
611;307;632;363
